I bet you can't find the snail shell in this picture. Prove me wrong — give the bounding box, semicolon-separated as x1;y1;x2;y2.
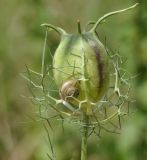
60;80;80;101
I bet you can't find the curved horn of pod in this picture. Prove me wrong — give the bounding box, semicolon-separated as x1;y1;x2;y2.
41;23;66;35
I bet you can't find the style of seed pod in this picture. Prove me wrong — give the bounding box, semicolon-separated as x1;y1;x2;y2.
41;4;138;111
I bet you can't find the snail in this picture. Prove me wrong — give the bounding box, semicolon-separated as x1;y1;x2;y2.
60;79;80;102
41;3;138;113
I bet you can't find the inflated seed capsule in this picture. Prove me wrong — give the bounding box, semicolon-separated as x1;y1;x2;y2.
55;31;109;103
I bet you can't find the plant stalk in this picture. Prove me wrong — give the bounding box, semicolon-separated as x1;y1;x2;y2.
81;113;89;160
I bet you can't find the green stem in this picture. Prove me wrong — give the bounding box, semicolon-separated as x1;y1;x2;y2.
41;28;48;75
81;113;89;160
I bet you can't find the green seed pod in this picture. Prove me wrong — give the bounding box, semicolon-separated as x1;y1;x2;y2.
41;3;138;112
54;30;109;103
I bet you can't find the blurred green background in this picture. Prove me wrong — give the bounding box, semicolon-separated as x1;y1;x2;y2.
0;0;147;160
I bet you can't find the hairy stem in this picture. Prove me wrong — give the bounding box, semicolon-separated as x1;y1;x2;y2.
81;113;89;160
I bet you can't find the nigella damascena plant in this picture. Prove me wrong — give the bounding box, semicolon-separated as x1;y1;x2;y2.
22;3;138;160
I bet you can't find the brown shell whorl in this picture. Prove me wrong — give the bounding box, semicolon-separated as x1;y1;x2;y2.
60;80;80;101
